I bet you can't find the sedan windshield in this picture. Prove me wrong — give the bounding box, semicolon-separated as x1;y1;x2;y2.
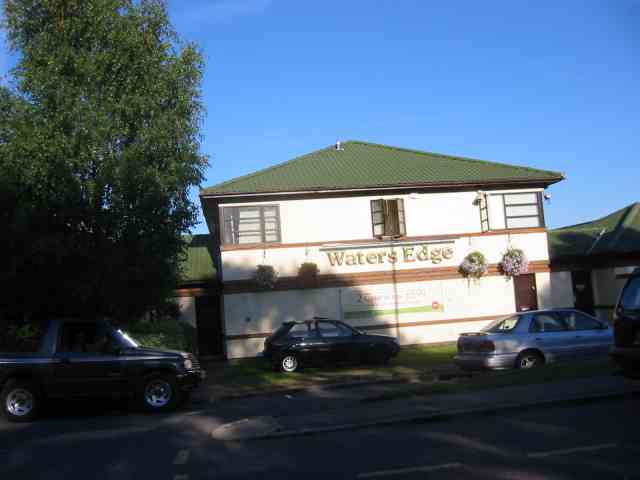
481;315;521;333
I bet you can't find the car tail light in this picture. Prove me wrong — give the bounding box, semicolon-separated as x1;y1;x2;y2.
478;340;495;353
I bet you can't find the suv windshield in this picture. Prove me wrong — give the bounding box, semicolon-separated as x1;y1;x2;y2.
481;315;520;333
114;329;139;348
620;276;640;311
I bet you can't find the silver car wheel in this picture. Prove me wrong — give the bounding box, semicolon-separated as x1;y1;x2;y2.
144;380;172;408
281;355;298;373
519;354;539;369
6;388;34;417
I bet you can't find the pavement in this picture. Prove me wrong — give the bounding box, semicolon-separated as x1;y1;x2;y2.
2;390;639;479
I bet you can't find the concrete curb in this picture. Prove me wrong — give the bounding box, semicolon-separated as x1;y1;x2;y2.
218;388;640;442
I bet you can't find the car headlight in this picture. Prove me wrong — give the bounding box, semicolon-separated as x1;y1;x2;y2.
183;358;193;370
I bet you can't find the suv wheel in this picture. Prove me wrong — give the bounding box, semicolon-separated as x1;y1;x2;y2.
1;380;40;423
139;374;179;412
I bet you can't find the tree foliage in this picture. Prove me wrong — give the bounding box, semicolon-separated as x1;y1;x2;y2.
0;0;207;322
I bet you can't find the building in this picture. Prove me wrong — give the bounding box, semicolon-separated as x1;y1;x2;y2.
185;140;565;359
549;202;640;322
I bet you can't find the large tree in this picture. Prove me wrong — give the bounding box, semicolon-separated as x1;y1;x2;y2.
0;0;207;322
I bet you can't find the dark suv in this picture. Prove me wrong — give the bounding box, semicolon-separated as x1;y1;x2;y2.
0;318;205;422
610;268;640;376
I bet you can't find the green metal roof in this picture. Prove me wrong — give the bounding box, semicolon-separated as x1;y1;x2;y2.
549;202;640;261
201;140;564;196
179;234;216;285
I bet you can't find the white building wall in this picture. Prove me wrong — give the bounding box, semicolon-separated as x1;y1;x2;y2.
224;276;518;359
218;187;554;359
548;271;575;309
222;232;550;281
591;267;630;321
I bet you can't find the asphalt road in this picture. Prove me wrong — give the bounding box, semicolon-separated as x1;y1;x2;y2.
1;395;638;480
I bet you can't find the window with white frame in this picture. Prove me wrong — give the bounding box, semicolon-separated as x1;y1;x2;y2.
221;205;281;245
500;192;544;229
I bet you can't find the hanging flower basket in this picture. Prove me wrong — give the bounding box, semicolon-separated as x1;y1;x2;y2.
298;262;319;287
254;264;278;289
459;251;489;281
499;248;529;277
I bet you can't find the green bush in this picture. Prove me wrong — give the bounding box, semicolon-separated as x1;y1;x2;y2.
125;319;196;353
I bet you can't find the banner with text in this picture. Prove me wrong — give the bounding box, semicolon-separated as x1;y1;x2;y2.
341;283;445;321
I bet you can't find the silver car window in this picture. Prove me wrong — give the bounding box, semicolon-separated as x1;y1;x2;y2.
482;315;521;333
563;311;602;331
530;313;568;333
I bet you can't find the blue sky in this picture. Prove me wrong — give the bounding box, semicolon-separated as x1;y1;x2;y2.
2;1;639;233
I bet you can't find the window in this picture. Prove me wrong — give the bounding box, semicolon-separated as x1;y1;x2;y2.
0;319;49;353
316;321;352;338
529;313;568;333
222;205;281;245
57;323;117;355
287;323;313;339
501;192;544;229
482;315;521;333
562;311;602;331
371;199;406;238
620;276;640;311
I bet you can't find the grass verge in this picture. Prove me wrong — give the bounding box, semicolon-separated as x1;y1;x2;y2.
203;343;457;395
362;358;615;402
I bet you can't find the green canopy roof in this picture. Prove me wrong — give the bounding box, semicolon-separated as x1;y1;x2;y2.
549;202;640;261
179;234;216;286
201;140;564;196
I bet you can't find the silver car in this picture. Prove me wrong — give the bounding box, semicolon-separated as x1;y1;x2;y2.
454;309;613;370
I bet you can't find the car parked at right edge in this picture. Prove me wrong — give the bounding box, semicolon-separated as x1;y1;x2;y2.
454;308;613;371
610;268;640;377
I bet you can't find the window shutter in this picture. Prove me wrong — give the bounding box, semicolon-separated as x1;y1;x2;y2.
222;207;236;244
385;200;400;236
396;199;406;236
371;199;385;237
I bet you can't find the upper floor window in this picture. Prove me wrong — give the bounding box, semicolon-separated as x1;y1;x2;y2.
371;199;406;238
222;205;281;245
502;192;544;229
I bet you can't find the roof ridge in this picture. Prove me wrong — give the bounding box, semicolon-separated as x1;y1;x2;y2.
344;140;564;178
551;201;640;232
201;143;336;192
200;140;564;194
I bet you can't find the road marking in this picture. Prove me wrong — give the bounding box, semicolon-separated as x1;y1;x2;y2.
174;475;189;480
173;449;190;465
528;443;617;458
357;462;462;478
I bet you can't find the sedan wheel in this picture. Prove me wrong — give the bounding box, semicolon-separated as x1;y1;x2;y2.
280;355;299;373
516;351;543;369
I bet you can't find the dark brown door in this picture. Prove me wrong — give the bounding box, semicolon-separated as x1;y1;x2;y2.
195;295;223;357
514;273;538;312
571;270;595;316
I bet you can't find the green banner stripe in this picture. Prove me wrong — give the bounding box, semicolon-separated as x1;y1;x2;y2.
344;305;444;319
